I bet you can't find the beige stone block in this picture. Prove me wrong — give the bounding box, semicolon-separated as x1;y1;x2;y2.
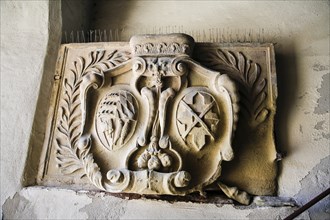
37;34;277;202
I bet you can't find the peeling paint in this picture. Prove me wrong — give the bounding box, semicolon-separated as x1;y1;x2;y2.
247;206;310;220
313;118;329;140
2;193;37;220
295;156;330;220
314;73;330;115
322;133;330;139
314;120;325;130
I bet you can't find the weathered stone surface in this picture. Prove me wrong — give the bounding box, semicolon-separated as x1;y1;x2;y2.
3;187;308;220
37;34;277;201
2;0;329;219
218;182;251;205
195;43;278;195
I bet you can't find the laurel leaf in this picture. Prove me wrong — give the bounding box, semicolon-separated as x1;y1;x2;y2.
64;79;73;92
96;63;109;72
216;49;229;64
63;114;69;124
254;91;267;113
227;51;237;67
71;69;77;84
239;94;253;117
61;164;82;174
58;122;68;135
71;93;80;105
71;103;79;114
69;120;80;133
83;153;104;190
195;49;269;124
254;78;267;95
56;153;74;161
237;52;245;73
96;50;106;63
99;61;111;70
248;63;259;86
113;52;131;63
73;81;82;94
56;139;82;174
255;109;269;123
55;49;133;188
78;57;85;73
79;142;91;159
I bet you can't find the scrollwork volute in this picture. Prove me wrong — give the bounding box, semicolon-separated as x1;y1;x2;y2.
53;34;247;200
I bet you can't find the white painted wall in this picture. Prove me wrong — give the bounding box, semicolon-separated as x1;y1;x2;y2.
1;0;50;213
1;1;329;219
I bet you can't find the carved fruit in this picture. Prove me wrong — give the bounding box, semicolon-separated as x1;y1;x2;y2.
159;153;172;167
137;151;150;168
148;155;161;170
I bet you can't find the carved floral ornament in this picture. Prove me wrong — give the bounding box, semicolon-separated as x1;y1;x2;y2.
40;34;277;205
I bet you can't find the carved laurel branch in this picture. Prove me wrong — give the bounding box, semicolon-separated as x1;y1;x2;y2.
56;49;131;189
197;49;268;124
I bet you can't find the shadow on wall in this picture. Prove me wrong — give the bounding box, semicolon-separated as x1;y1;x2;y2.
274;40;298;188
22;1;62;186
23;0;138;185
61;0;139;43
23;0;302;194
90;0;140;40
61;0;93;43
23;0;96;186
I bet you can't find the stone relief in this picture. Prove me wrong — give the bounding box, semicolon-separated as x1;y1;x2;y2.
177;90;220;150
96;90;137;151
39;34;278;205
195;49;270;125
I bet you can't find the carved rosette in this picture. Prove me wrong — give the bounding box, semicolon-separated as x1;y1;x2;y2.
55;34;239;196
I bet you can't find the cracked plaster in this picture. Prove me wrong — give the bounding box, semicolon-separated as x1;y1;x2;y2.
80;193;128;219
2;193;36;220
295;156;330;219
2;187;312;220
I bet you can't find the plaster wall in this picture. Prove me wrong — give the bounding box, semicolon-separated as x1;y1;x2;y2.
1;0;52;215
1;1;329;219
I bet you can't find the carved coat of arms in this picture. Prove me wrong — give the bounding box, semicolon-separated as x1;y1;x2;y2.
39;34;278;205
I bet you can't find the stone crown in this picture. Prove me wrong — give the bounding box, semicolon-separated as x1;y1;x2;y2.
130;34;195;56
